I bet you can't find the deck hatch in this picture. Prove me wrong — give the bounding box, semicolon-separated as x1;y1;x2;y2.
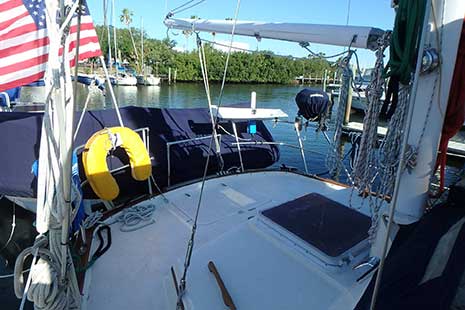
261;193;370;257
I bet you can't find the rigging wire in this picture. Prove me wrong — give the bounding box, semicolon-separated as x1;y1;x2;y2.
175;0;241;308
300;42;350;60
167;0;206;17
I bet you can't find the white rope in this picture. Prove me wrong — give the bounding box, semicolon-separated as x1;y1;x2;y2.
351;33;390;242
99;56;125;127
326;52;353;177
73;81;98;141
176;2;242;308
107;204;156;232
368;86;410;241
0;202;16;253
81;211;104;230
15;234;80;310
196;36;223;161
352;34;389;194
14;1;82;309
0;269;29;279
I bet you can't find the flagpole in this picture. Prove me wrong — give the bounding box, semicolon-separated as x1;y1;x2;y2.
73;0;83;111
59;0;75;284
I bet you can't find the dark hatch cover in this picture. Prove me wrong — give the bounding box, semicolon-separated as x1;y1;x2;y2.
262;193;371;257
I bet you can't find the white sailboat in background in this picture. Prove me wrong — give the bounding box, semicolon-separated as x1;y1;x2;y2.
7;0;465;309
137;19;161;86
106;0;137;86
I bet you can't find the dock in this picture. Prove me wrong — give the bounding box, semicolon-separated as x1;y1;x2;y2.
295;69;341;89
342;120;465;158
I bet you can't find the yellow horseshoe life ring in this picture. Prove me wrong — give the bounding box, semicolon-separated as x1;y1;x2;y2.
82;127;152;200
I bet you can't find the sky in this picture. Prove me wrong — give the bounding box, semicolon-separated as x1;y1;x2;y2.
87;0;396;68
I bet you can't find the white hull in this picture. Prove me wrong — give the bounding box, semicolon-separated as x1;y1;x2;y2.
110;75;137;86
136;75;161;86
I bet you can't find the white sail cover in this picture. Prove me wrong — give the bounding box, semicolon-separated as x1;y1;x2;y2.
164;18;385;50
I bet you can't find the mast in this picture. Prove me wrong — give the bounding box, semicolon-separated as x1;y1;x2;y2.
104;0;112;74
141;18;145;78
112;0;118;77
393;0;465;223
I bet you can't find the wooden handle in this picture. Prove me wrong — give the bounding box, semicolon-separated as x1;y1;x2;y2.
208;261;237;310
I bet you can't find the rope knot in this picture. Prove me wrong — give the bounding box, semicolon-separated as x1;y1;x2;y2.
404;145;418;173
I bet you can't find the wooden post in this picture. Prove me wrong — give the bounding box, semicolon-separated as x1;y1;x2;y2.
168;67;171;85
344;67;354;125
333;71;337;84
323;69;328;92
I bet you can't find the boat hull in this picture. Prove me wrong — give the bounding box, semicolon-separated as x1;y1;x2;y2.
136;75;161;86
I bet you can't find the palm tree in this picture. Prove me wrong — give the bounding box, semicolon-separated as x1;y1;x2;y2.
120;8;140;71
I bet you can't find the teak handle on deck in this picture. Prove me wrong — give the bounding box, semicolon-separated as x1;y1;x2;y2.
208;261;237;310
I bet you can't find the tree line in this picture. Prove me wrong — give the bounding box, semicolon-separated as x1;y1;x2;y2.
95;24;337;84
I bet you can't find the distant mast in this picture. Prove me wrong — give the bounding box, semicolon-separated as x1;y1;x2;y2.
141;18;145;78
112;0;118;76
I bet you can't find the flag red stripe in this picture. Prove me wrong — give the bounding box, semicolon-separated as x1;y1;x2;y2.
0;0;23;11
0;36;49;56
68;36;100;52
0;54;48;75
69;50;102;67
0;11;29;30
69;22;98;33
0;22;36;41
0;71;44;92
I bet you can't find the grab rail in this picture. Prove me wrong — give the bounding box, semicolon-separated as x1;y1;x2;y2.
166;134;222;187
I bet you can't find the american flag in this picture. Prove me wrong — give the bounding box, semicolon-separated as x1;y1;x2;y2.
0;0;101;92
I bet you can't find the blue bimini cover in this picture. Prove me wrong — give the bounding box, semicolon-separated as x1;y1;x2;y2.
0;105;279;200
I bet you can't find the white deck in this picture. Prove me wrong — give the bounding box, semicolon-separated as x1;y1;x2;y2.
82;171;376;310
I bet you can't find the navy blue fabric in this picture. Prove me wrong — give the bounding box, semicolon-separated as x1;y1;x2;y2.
74;75;105;90
25;80;45;87
0;87;21;106
0;106;279;199
355;203;465;310
295;88;330;121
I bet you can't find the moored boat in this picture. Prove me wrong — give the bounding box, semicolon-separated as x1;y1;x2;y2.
3;0;465;309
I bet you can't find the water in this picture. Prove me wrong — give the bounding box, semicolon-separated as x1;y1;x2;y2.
75;82;343;178
2;83;464;308
75;82;465;183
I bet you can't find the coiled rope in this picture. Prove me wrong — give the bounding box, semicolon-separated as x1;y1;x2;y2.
384;0;427;84
14;233;80;310
107;204;156;232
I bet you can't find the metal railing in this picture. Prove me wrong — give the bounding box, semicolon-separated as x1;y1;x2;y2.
166;134;222;187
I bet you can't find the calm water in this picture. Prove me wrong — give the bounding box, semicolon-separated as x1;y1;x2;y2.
2;83;464;308
74;82;465;183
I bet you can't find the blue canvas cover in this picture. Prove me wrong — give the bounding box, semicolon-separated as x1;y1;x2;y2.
0;87;21;107
295;88;330;121
0;106;279;199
